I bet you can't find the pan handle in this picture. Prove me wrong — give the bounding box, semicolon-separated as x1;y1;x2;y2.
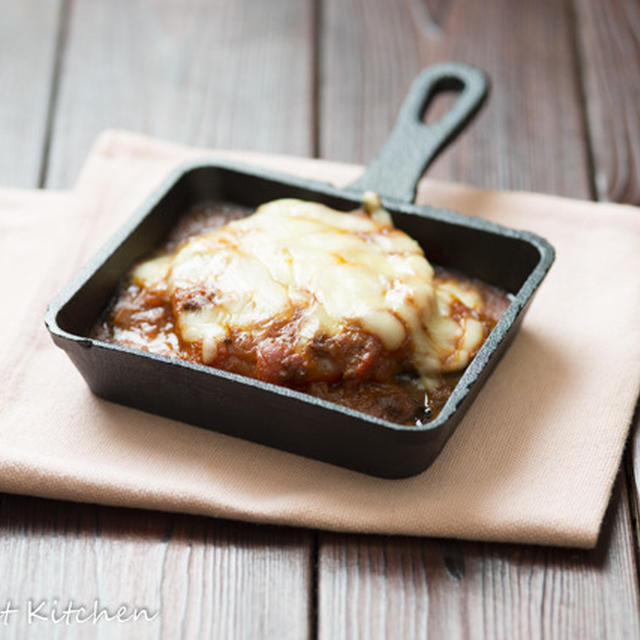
346;63;489;204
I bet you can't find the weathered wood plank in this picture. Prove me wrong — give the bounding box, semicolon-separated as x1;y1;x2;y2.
628;407;640;561
0;0;63;187
575;0;640;205
0;495;311;640
318;0;640;635
45;0;314;188
0;1;315;638
574;0;640;561
320;0;591;198
318;476;639;640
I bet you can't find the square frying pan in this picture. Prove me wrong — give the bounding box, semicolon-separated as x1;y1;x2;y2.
46;63;554;478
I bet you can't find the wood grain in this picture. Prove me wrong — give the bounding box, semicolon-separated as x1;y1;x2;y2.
629;406;640;559
574;0;640;557
0;1;315;638
0;0;63;188
320;0;591;198
0;495;312;640
44;0;314;188
318;0;640;636
575;0;640;205
318;476;640;640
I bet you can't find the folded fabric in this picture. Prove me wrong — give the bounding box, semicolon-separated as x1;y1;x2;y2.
1;129;639;548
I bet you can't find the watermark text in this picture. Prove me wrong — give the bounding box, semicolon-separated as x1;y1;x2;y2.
0;599;159;626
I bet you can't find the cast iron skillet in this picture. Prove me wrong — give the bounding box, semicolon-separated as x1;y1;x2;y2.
46;63;555;478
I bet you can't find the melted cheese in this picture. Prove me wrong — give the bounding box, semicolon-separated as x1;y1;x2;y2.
133;198;489;381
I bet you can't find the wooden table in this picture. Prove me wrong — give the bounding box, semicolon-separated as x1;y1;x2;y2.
2;1;639;637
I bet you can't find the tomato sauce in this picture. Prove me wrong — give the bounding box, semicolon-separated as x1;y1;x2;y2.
93;202;511;425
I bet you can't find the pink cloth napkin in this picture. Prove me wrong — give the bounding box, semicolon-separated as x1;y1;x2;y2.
2;130;639;548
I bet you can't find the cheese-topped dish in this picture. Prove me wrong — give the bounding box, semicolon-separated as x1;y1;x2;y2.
93;196;510;424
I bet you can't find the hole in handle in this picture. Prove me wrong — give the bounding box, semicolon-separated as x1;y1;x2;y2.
421;77;466;126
